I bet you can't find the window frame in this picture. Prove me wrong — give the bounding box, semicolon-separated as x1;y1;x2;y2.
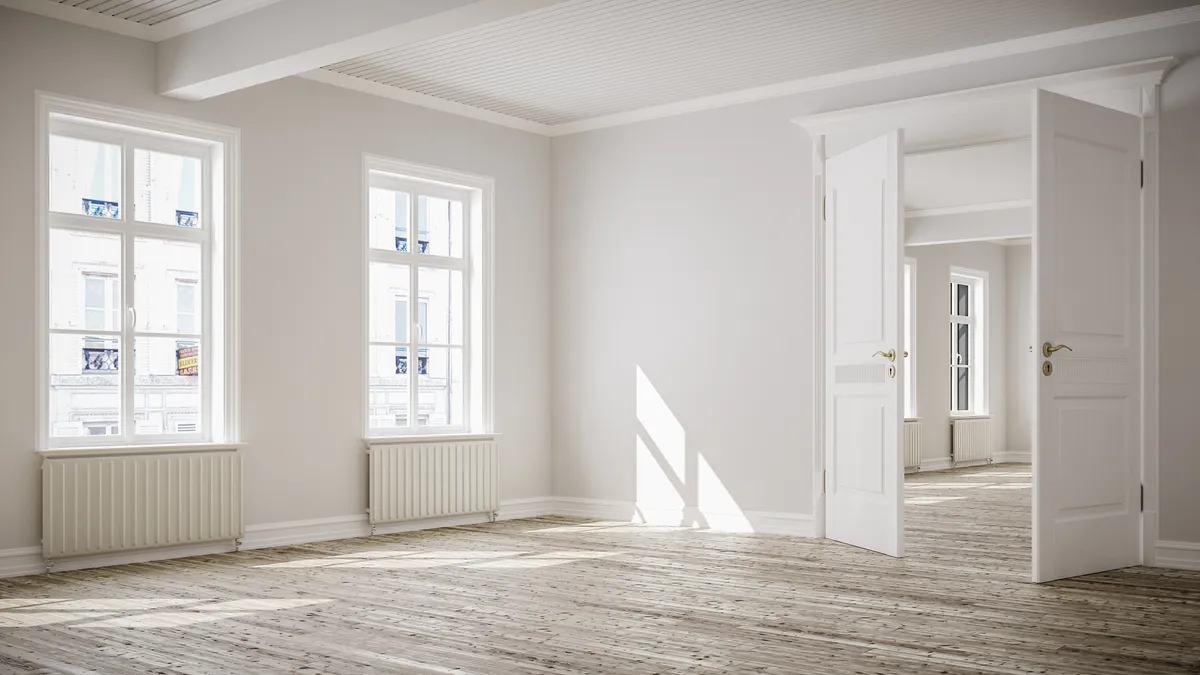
948;268;988;417
363;156;493;438
36;93;240;450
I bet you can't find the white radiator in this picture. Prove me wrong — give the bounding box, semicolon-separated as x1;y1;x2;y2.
904;421;923;469
952;418;992;464
41;447;243;560
368;439;498;526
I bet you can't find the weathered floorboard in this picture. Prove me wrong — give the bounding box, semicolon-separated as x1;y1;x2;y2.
0;465;1197;674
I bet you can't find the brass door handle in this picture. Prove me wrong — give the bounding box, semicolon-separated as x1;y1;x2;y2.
872;349;896;362
1042;342;1074;357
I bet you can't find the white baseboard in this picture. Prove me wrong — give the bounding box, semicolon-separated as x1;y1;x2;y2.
548;498;815;537
0;497;561;579
46;541;237;574
1155;540;1200;571
916;457;953;472
242;514;368;550
0;547;46;579
992;451;1031;463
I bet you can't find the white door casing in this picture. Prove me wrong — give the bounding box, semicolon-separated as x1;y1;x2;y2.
824;131;905;557
1033;89;1142;583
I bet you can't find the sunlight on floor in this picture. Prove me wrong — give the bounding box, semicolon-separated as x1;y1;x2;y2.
255;549;626;570
0;598;333;629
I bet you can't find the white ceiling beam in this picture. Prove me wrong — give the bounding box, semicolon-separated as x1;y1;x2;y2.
157;0;566;100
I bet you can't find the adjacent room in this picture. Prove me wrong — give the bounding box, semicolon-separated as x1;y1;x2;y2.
2;1;1200;673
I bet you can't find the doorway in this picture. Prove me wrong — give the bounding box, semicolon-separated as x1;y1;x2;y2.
799;59;1167;582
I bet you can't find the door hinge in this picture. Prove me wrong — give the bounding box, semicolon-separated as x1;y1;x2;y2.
1140;160;1144;188
823;470;827;494
1140;484;1144;512
822;197;827;221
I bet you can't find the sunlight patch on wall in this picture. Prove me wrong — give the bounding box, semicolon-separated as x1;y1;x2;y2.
697;453;750;532
636;365;687;522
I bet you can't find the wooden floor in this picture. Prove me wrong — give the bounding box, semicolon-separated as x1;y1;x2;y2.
2;464;1198;674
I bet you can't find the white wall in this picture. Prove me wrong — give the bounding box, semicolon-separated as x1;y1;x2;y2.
551;102;812;523
1159;57;1200;545
905;242;1008;464
0;8;552;554
551;24;1200;539
1005;245;1033;459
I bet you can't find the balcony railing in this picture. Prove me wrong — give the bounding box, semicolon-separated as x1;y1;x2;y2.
395;235;430;254
396;348;429;375
82;346;118;372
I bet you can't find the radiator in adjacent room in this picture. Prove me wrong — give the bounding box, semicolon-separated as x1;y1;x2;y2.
951;418;992;464
367;438;498;526
41;447;244;560
904;420;923;469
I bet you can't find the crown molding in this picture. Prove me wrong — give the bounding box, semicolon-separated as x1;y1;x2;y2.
0;0;285;41
301;69;554;136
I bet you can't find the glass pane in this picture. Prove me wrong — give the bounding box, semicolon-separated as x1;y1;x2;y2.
134;149;202;227
956;322;970;366
417;267;463;345
955;367;970;411
49;333;121;438
135;337;200;436
369;187;411;252
956;282;970;317
50;135;122;218
134;238;202;335
420;348;463;428
368;263;410;342
418;195;464;258
369;345;409;430
49;229;122;331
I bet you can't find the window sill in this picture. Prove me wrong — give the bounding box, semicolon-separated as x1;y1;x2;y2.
38;442;246;459
365;433;498;447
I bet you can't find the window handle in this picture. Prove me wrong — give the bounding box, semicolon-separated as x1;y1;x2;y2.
128;307;137;329
1042;342;1073;358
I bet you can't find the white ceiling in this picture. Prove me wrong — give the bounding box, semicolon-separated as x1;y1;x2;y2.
48;0;224;25
323;0;1200;126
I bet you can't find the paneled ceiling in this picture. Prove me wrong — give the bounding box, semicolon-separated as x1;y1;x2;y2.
324;0;1199;126
49;0;226;25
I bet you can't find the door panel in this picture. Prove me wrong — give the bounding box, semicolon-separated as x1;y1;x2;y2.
1033;89;1141;582
825;131;904;557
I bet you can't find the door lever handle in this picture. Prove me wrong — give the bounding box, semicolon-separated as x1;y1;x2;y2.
872;349;896;362
1042;342;1074;357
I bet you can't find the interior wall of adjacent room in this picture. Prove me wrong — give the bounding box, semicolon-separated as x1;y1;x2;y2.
904;242;1008;465
1005;244;1033;459
0;8;552;555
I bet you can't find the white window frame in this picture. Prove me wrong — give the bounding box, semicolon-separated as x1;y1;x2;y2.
36;93;240;450
903;258;917;419
949;268;987;417
363;156;493;438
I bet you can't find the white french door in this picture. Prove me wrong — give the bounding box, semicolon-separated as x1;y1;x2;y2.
1032;89;1142;582
824;131;905;557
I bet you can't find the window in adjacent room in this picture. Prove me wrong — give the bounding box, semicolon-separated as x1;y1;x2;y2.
949;270;986;416
366;158;490;436
41;95;237;447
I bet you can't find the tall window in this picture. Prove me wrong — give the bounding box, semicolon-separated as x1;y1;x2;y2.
41;96;235;447
903;259;916;419
366;158;490;435
949;270;986;415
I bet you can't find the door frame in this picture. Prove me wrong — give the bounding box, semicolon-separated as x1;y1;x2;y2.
802;70;1167;572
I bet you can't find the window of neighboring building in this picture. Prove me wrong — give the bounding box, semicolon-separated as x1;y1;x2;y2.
949;270;986;416
903;259;916;419
40;95;237;448
366;158;490;436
